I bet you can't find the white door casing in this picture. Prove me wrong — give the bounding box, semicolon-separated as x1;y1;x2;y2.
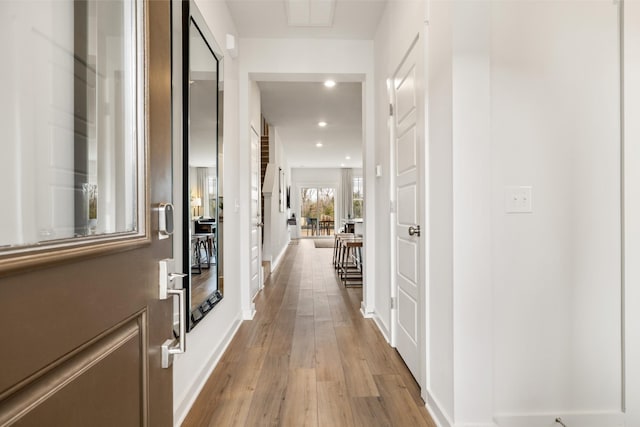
390;35;425;386
250;126;263;300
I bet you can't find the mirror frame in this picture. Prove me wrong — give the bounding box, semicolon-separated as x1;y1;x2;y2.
180;0;224;331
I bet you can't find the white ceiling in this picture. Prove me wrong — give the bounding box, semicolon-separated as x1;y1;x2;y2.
226;0;387;40
226;0;379;168
258;81;362;168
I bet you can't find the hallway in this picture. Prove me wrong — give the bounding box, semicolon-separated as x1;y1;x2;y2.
183;239;436;426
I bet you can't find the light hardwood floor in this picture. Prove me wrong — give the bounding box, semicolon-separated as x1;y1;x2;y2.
182;239;437;427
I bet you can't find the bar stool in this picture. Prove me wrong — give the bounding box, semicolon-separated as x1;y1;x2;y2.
339;237;363;287
191;235;210;274
333;233;354;268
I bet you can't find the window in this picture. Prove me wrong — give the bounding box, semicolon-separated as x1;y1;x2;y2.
301;187;335;236
0;0;143;251
353;177;363;218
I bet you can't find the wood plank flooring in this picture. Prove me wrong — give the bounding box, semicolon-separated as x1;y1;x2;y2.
182;239;436;427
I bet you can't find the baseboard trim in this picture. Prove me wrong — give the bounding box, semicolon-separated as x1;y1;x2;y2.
426;390;455;427
493;411;624;427
174;315;243;426
371;312;391;343
242;308;256;320
271;241;289;273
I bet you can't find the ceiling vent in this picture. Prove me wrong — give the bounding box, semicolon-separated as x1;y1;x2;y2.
285;0;336;27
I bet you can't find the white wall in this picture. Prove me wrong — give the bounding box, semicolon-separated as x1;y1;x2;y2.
173;1;243;425
249;82;291;281
261;127;291;270
491;2;621;423
422;1;625;425
425;0;455;422
451;2;494;424
249;80;261;132
624;4;640;427
269;128;291;268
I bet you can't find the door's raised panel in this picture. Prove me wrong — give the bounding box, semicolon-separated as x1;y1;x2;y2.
397;185;417;226
0;318;145;427
395;65;417;126
396;124;417;175
0;253;153;395
397;238;418;286
397;287;418;344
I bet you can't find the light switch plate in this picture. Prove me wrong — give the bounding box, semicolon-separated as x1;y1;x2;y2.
505;186;533;213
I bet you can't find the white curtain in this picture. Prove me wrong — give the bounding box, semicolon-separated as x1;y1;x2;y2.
196;168;210;217
341;168;353;222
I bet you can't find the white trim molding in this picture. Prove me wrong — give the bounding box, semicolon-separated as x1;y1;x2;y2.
174;315;243;426
493;412;624;427
371;311;391;343
271;240;290;273
426;390;455;427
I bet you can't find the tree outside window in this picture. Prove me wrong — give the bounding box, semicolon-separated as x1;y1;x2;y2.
301;187;335;236
353;177;363;218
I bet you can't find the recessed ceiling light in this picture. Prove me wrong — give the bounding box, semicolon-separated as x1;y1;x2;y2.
316;142;323;147
341;163;345;167
318;121;327;127
324;80;336;88
345;156;351;160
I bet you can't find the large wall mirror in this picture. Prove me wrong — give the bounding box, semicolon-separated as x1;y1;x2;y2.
175;1;224;330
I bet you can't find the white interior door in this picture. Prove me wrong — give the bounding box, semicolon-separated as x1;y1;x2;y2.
250;126;262;299
392;36;424;383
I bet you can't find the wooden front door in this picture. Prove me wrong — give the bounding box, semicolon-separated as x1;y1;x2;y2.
0;1;174;425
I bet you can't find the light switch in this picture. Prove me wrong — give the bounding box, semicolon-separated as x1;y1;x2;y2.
505;186;533;213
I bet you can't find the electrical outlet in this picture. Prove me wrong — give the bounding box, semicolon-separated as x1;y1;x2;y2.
505;186;533;213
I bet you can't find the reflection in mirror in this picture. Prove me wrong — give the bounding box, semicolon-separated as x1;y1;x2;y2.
0;0;142;251
182;3;224;330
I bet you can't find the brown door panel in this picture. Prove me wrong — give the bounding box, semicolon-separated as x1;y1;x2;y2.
2;319;144;426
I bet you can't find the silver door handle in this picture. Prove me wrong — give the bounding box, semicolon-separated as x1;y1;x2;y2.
256;222;264;228
162;287;186;368
408;225;421;237
169;272;187;281
158;259;187;368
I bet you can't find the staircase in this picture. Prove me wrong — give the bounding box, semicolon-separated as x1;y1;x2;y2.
261;116;269;228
